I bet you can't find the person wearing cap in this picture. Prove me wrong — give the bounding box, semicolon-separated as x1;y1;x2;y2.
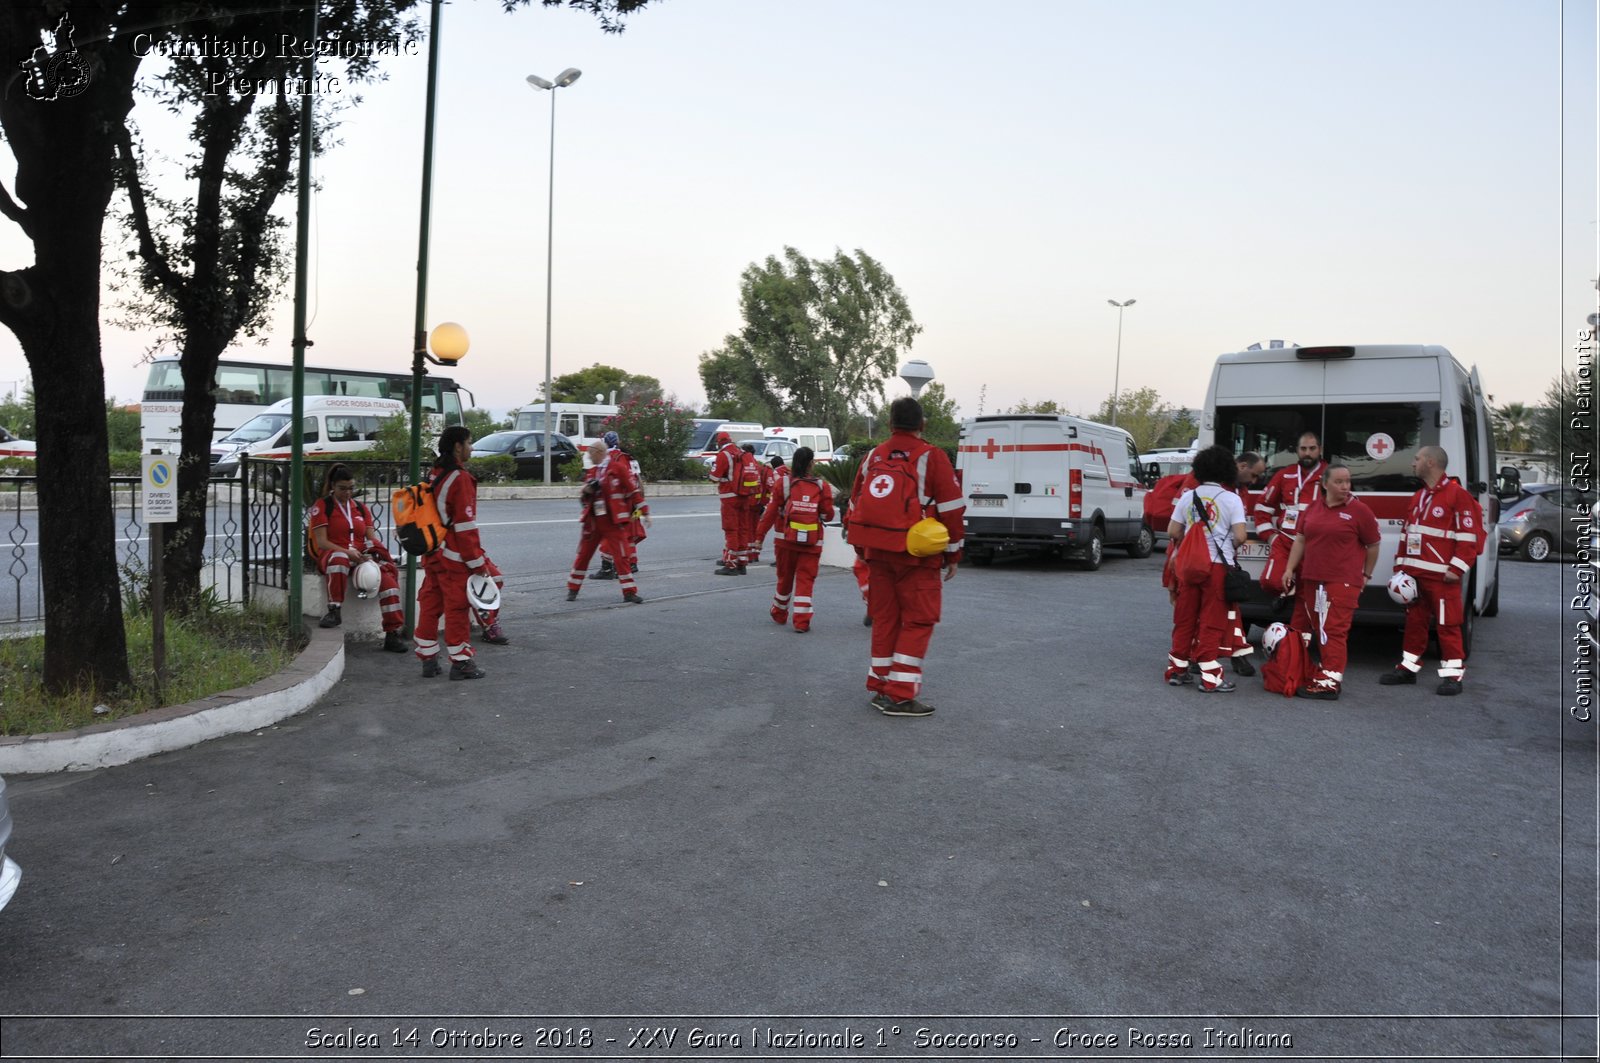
307;463;406;652
756;446;835;632
709;430;757;574
415;426;488;680
1379;445;1485;695
566;438;647;604
847;397;965;717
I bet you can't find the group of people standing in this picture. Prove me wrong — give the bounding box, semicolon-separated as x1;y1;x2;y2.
1160;431;1484;699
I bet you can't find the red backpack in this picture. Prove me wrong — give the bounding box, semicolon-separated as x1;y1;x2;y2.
781;476;827;545
848;441;934;553
1261;630;1311;697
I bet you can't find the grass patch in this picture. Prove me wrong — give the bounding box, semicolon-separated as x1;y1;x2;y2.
0;606;301;737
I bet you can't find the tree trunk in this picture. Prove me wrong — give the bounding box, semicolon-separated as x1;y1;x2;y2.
0;5;139;693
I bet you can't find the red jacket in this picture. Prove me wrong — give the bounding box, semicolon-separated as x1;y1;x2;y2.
757;472;836;550
1394;476;1485;581
427;463;484;573
1254;461;1327;538
848;432;965;567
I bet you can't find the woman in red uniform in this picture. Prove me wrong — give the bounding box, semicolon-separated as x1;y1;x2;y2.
1280;463;1381;700
307;464;405;651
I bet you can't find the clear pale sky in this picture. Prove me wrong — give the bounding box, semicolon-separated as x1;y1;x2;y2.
1;0;1595;421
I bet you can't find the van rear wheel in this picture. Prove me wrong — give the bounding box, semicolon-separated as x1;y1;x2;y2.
1078;526;1104;571
1126;522;1155;559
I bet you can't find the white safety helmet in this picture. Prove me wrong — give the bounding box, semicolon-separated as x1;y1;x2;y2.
352;559;381;597
466;572;501;613
1387;571;1419;606
1262;621;1289;656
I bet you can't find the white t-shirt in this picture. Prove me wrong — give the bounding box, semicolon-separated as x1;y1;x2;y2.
1172;485;1246;565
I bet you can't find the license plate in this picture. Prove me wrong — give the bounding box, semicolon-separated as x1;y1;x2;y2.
969;497;1005;508
1236;541;1270;559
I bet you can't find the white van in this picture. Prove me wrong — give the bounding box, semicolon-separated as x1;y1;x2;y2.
1202;343;1503;648
513;402;619;450
763;425;834;463
210;396;406;476
956;415;1153;569
687;419;765;464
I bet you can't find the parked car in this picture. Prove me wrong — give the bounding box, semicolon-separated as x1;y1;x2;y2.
472;430;579;481
0;773;20;914
1499;483;1596;561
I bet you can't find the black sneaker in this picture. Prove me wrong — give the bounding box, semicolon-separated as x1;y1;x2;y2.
449;660;486;681
880;698;935;717
565;589;579;601
1198;680;1237;693
1231;655;1256;677
382;631;407;653
421;657;441;679
319;605;342;629
623;591;645;604
1380;669;1418;685
714;566;741;576
1436;678;1463;696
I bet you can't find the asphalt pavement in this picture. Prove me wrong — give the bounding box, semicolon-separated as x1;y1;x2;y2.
0;511;1595;1061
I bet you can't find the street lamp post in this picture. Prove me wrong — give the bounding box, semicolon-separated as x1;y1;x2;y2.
1107;298;1136;427
526;67;582;484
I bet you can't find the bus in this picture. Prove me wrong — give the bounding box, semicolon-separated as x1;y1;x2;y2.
140;356;468;453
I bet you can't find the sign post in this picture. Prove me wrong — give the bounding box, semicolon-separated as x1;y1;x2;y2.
142;452;178;701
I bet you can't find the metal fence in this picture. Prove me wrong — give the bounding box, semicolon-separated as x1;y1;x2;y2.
0;459;409;627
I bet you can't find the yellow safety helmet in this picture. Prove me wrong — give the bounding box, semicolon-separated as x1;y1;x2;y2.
906;516;950;557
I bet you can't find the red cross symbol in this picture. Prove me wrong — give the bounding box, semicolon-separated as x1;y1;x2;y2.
1371;436;1392;456
980;437;1000;459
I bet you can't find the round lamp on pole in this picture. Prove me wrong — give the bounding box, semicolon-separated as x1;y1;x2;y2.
899;358;935;398
429;321;470;364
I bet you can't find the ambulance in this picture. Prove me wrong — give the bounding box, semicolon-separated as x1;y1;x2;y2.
956;415;1153;569
1201;343;1503;650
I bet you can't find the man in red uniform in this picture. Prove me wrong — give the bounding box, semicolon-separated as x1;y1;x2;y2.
757;446;834;632
1380;445;1485;695
1254;432;1326;543
415;427;489;680
307;464;406;651
1280;464;1382;700
848;397;965;717
709;432;757;574
566;439;648;604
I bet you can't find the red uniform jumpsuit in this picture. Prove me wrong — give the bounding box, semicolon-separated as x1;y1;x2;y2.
757;471;836;632
307;496;403;633
1288;495;1381;694
749;459;776;564
710;440;756;569
1392;476;1485;682
848;432;965;704
1254;460;1327;542
415;463;486;664
567;454;646;600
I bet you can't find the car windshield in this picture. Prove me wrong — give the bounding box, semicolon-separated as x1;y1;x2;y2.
221;413;290;444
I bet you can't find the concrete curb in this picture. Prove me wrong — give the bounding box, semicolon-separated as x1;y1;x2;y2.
0;625;345;775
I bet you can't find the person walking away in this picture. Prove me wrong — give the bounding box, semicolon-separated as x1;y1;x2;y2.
1380;445;1485;695
1163;446;1247;693
307;463;406;651
415;426;489;680
1254;431;1327;543
709;431;758;574
1280;463;1381;700
566;439;648;604
747;443;776;566
757;446;835;632
847;397;964;717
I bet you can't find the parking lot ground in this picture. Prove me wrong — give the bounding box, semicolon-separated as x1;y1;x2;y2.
0;550;1595;1060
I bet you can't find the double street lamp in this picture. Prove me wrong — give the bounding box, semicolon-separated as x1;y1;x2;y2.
1107;298;1136;427
526;67;582;484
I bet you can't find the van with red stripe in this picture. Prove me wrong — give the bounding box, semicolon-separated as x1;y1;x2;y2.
1203;343;1504;647
956;415;1153;569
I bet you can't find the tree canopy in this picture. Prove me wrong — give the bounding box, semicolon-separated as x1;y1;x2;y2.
698;246;921;440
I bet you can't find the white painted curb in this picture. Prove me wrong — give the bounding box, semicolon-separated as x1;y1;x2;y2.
0;626;345;775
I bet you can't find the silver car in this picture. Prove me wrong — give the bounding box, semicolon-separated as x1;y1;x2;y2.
0;773;20;913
